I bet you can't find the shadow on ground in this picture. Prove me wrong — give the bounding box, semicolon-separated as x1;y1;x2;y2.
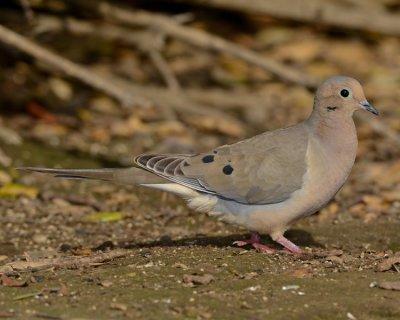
118;229;322;250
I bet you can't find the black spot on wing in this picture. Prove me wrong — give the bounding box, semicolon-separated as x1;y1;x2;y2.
202;155;214;163
222;164;233;175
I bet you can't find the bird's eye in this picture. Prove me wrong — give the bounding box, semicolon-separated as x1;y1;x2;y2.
340;89;350;98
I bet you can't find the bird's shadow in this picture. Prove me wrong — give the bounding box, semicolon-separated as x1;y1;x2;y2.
117;229;322;250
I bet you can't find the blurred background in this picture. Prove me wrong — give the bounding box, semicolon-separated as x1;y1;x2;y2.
0;1;399;319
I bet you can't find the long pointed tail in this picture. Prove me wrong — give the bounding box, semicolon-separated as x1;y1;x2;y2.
17;167;118;180
17;167;166;185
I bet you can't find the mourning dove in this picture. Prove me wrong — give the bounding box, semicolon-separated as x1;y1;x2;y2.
19;76;379;254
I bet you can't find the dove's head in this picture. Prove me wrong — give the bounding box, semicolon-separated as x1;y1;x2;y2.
314;76;378;117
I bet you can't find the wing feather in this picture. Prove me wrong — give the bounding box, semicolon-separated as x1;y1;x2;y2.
134;124;309;204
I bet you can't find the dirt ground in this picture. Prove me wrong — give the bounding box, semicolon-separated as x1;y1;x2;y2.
0;141;398;320
0;1;399;319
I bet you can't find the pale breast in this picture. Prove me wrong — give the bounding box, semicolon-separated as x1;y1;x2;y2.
213;130;357;235
297;134;357;214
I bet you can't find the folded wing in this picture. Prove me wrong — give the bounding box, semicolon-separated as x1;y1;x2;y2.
134;125;309;204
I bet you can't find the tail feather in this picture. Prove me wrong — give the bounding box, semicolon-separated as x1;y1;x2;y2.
16;167;167;185
17;167;117;181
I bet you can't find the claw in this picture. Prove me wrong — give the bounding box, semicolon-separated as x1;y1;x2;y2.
234;232;302;255
233;232;276;253
233;240;251;247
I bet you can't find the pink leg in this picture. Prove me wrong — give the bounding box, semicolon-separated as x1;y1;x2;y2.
233;232;276;253
274;235;302;254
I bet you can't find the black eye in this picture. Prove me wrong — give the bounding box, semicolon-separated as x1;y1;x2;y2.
340;89;350;98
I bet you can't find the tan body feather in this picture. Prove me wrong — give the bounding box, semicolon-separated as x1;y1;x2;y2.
19;76;377;252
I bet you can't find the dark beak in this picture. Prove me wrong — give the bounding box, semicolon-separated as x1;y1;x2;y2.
360;101;379;116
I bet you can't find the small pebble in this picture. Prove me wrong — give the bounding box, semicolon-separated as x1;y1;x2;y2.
110;303;127;311
282;285;300;290
347;312;357;320
245;285;261;292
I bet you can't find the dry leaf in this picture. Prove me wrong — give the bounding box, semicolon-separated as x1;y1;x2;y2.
378;281;400;291
1;274;27;287
241;272;259;280
100;280;113;288
110;303;128;311
312;249;343;258
59;283;69;296
381;190;400;202
362;195;388;212
349;203;367;219
173;262;188;269
272;39;320;63
183;274;214;286
287;268;313;278
48;77;73;101
326;256;344;264
0;260;50;272
72;247;92;256
26;101;58;123
84;211;123;222
0;311;15;318
0;183;38;199
183;114;244;137
377;256;400;272
318;202;339;221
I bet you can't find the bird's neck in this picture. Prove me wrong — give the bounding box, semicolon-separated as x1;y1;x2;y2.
305;109;358;156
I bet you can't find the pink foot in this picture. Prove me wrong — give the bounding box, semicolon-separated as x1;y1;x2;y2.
274;235;302;254
233;232;276;253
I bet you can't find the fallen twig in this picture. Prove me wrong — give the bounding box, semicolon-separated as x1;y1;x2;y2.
35;16;181;91
99;2;318;87
43;6;311;87
34;15;152;49
0;24;243;134
179;0;400;36
0;249;130;273
124;85;245;136
1;17;397;144
0;24;139;107
149;48;181;92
